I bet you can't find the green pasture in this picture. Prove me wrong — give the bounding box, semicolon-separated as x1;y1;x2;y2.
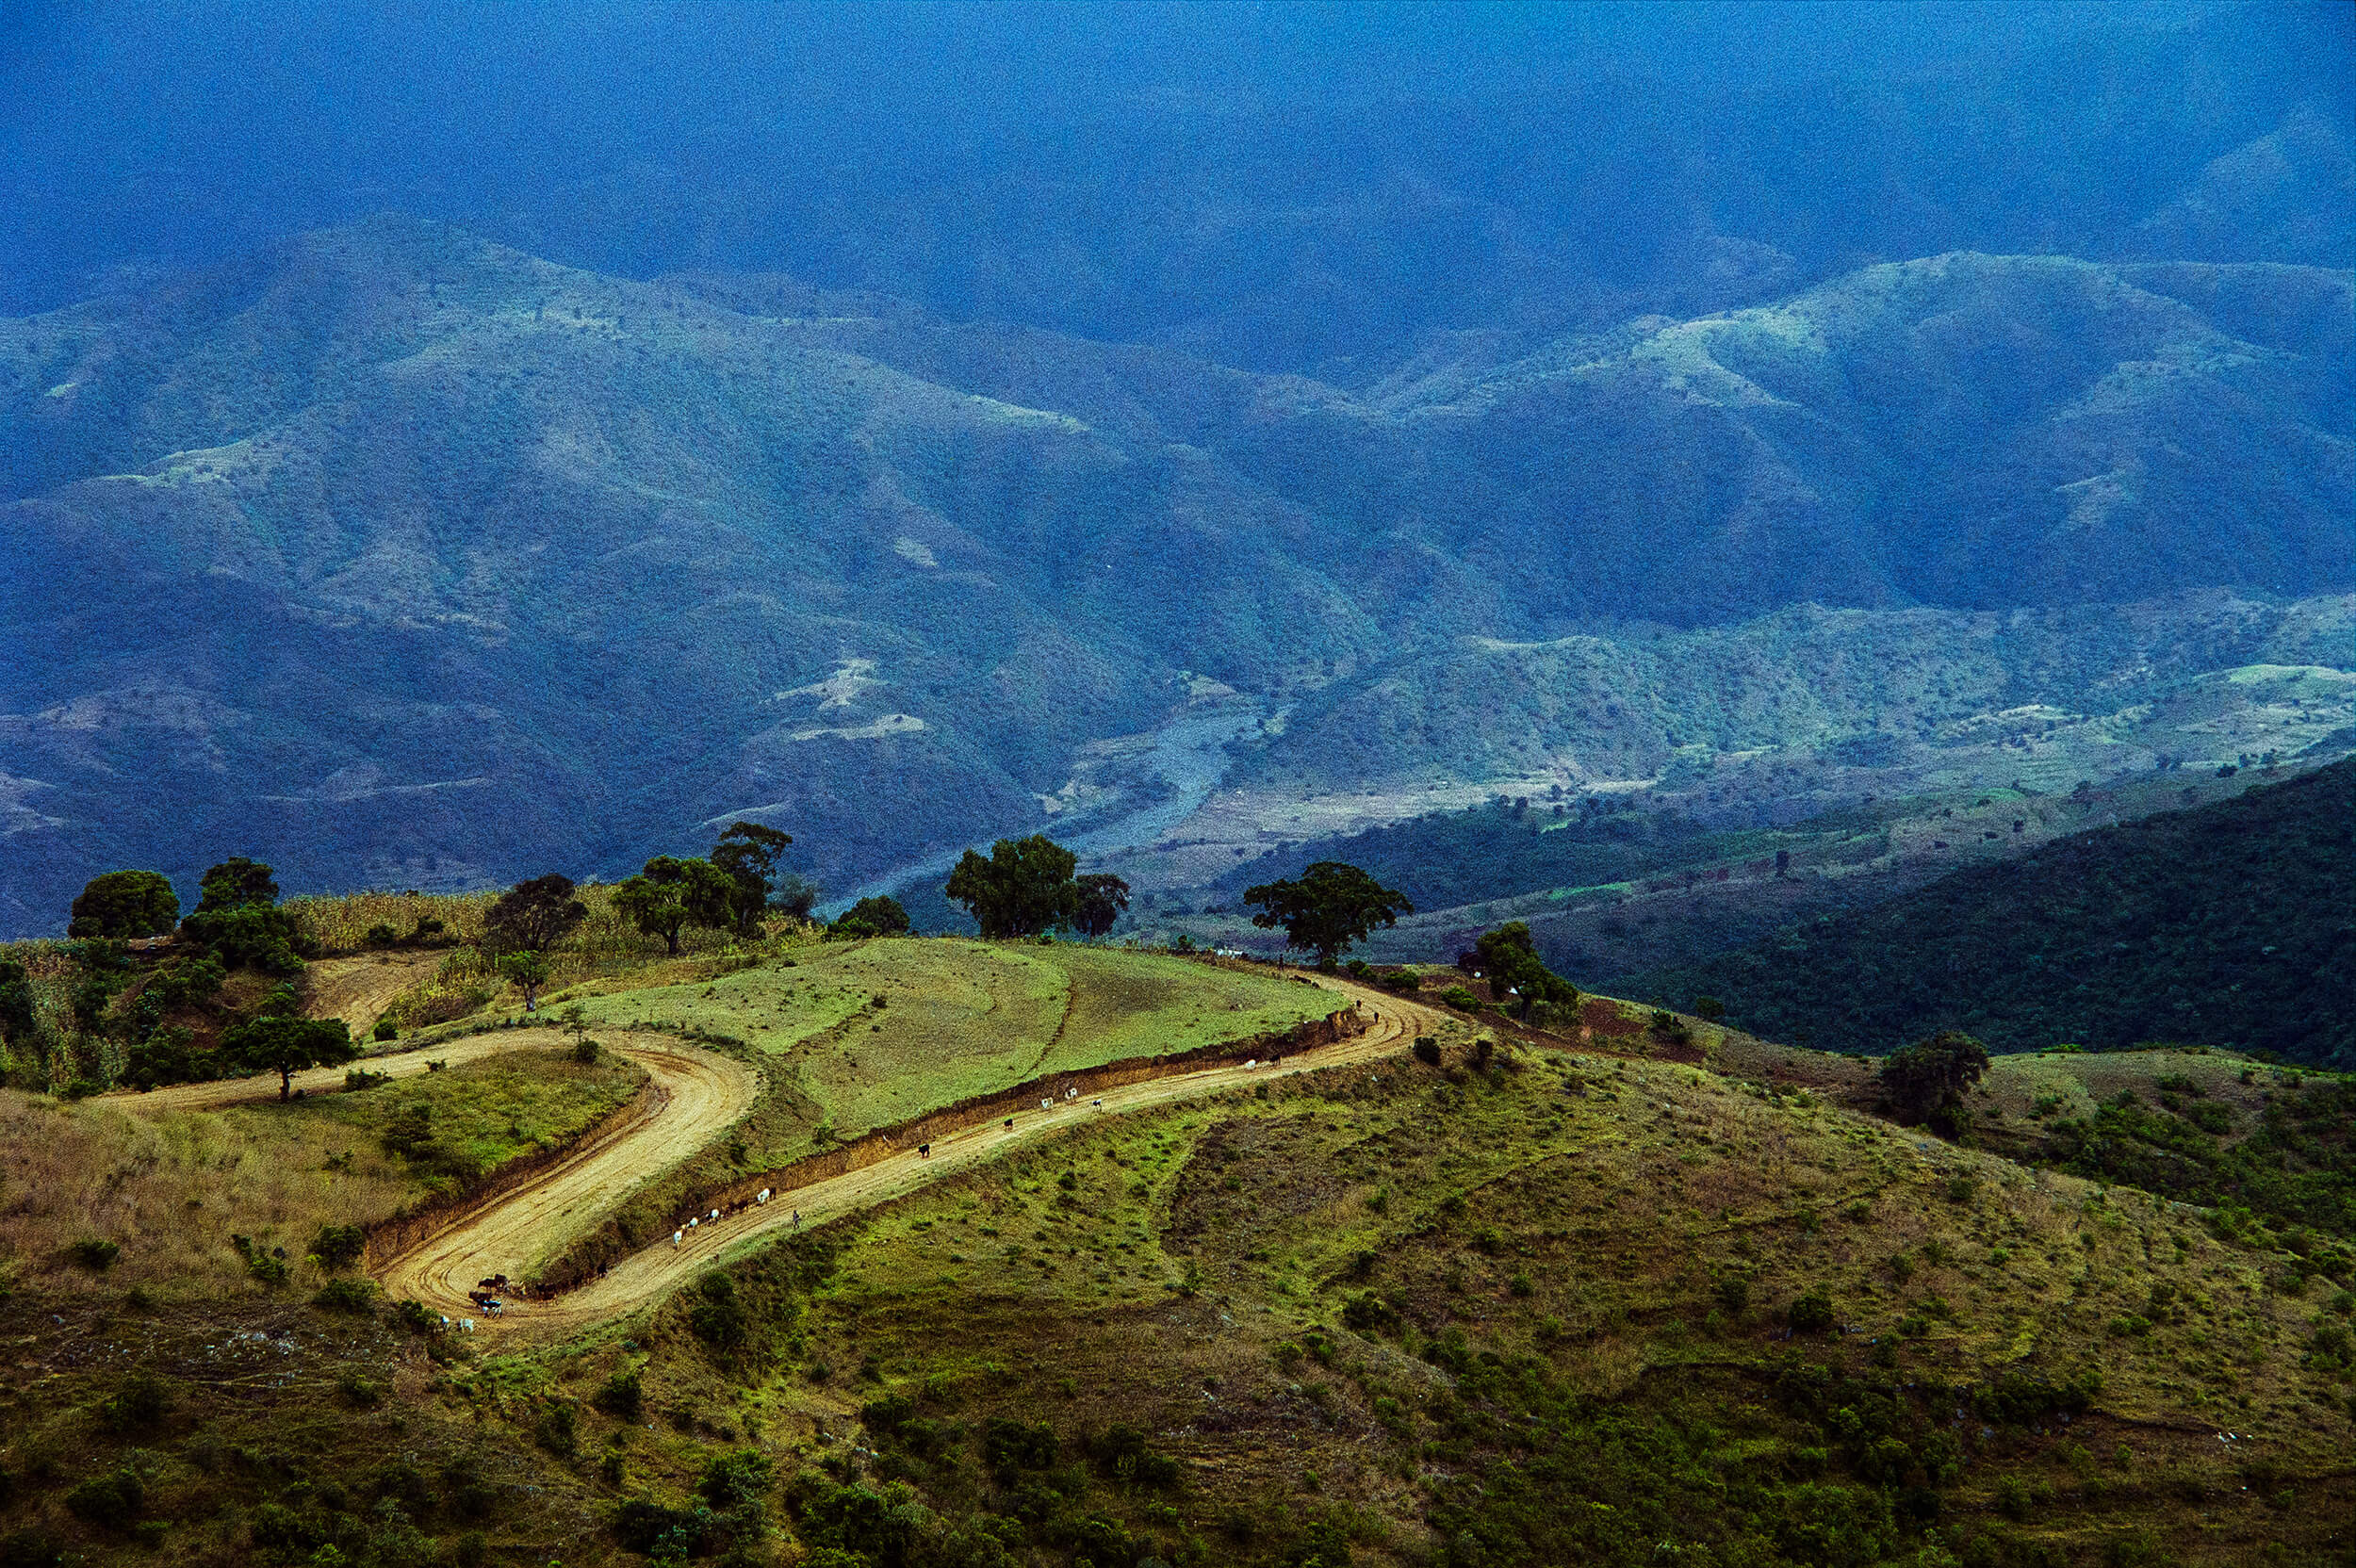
536;940;1342;1275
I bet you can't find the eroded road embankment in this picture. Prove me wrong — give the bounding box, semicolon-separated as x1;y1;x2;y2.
121;980;1438;1337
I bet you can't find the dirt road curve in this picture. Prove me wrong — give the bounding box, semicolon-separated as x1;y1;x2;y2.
371;1038;758;1312
119;976;1437;1337
483;978;1440;1338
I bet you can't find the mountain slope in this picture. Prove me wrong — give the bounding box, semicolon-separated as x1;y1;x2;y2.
1631;760;2356;1067
0;220;2348;933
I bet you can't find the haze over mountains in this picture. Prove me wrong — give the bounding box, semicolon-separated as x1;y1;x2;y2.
1;2;2350;938
1;216;2348;935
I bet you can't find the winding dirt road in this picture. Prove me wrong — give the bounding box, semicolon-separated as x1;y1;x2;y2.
476;979;1440;1338
122;977;1438;1338
370;1037;758;1310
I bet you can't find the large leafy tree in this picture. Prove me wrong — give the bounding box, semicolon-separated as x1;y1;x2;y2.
499;950;552;1012
1243;861;1413;971
831;895;911;939
68;871;180;939
614;857;736;956
221;1010;357;1101
1878;1030;1991;1135
178;858;306;973
710;822;795;935
194;858;279;914
613;876;689;956
1072;874;1131;939
1472;922;1580;1018
945;836;1079;939
484;874;589;952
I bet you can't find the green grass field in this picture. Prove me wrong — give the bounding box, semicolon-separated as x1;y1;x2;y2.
529;939;1344;1289
564;938;1335;1150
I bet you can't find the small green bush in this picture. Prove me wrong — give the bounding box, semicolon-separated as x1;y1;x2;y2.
65;1238;120;1271
534;1402;580;1460
372;1017;399;1042
310;1224;366;1271
1788;1288;1836;1334
594;1368;644;1421
99;1373;171;1432
313;1277;378;1315
64;1468;143;1528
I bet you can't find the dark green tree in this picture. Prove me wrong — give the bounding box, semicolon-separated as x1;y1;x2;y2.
1243;861;1414;971
614;857;735;956
944;836;1079;939
613;875;689;956
831;895;911;939
1472;922;1580;1018
221;1013;358;1101
769;873;821;923
1878;1029;1991;1135
483;874;588;952
0;958;36;1047
68;871;180;939
194;858;279;914
1072;873;1131;939
710;822;794;935
179;858;305;973
499;951;552;1012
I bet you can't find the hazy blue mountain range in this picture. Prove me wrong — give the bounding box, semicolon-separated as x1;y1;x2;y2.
0;218;2348;934
4;4;2348;374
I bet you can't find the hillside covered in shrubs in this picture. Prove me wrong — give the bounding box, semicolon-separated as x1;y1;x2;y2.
1637;760;2355;1066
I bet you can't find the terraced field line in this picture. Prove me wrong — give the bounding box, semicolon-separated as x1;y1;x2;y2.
485;978;1442;1338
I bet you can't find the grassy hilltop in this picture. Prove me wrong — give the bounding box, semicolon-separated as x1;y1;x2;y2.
0;890;2348;1565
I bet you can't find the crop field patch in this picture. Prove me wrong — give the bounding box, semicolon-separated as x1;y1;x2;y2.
567;939;1333;1149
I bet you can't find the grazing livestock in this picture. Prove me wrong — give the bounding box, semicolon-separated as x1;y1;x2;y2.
673;1230;683;1248
918;1143;931;1158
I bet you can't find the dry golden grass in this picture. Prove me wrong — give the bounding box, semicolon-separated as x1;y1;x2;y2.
283;888;499;953
0;1049;645;1298
0;1092;417;1298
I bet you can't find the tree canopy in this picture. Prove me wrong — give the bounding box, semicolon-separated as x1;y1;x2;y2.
1073;874;1131;939
484;873;589;952
945;836;1079;939
68;870;180;939
832;895;911;939
1878;1030;1991;1135
711;821;795;934
1471;922;1579;1018
1243;860;1413;970
194;858;279;914
614;856;736;955
221;1010;358;1101
178;857;305;973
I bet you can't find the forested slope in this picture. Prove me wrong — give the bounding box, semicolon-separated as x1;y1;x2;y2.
1635;760;2356;1065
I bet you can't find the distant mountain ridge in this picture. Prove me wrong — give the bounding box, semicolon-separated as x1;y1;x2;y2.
0;218;2348;933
